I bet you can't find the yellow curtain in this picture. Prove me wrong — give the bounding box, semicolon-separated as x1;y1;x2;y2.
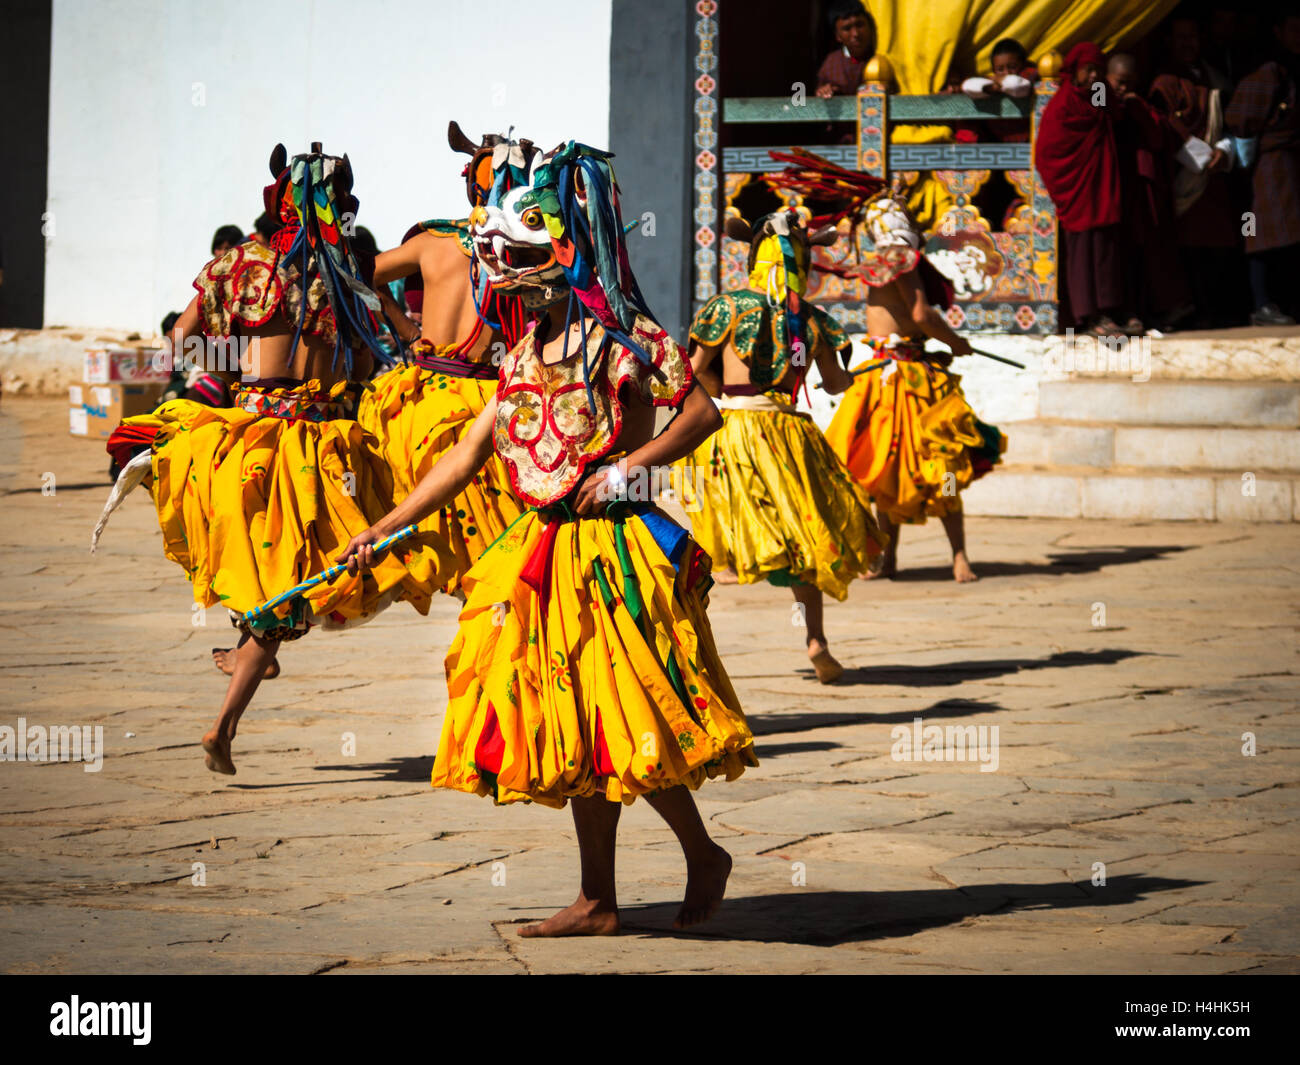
859;0;1183;93
844;0;1180;229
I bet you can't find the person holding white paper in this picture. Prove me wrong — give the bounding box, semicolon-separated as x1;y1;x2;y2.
1151;14;1244;329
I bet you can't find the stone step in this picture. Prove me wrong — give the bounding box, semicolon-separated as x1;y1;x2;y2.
1004;422;1300;473
1036;380;1300;428
962;467;1297;521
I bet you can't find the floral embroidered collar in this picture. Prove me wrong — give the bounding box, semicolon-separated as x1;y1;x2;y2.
493;314;691;507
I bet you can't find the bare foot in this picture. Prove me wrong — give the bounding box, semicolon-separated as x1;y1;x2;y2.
201;731;236;775
212;647;280;679
807;638;843;682
518;897;620;938
713;568;739;585
809;644;844;684
953;553;979;583
675;844;732;930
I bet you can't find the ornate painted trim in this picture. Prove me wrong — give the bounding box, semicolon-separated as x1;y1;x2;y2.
692;0;721;318
722;145;856;172
1029;76;1059;314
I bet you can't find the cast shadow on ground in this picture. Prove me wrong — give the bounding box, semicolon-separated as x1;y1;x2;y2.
228;756;435;789
886;544;1191;582
800;647;1148;688
755;740;843;758
6;481;112;495
235;696;1005;786
748;697;1005;736
617;873;1205;945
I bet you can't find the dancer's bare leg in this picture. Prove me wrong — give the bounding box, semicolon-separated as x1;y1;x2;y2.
940;509;978;582
713;567;739;585
646;785;733;929
201;632;280;775
866;512;898;578
793;581;841;683
519;794;622;937
212;633;281;679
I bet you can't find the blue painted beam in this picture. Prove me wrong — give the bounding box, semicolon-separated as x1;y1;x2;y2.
722;143;1031;173
724;93;1032;124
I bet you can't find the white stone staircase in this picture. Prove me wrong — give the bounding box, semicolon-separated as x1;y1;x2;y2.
963;379;1300;521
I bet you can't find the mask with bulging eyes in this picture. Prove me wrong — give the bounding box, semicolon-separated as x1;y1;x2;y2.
469;185;568;305
865;195;922;250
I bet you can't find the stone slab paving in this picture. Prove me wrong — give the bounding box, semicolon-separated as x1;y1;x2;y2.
0;397;1296;974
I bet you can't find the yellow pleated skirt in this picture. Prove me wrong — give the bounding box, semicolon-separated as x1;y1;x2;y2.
358;365;523;595
824;360;1007;525
130;390;453;632
678;406;885;600
432;505;756;807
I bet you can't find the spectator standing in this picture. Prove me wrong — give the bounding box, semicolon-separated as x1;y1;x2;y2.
1150;14;1245;327
1226;11;1300;326
1034;42;1128;336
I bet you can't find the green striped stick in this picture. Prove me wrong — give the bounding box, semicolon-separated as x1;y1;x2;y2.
240;524;419;623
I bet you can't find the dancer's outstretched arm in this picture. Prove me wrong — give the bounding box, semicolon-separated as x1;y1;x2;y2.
338;395;497;572
372;238;423;285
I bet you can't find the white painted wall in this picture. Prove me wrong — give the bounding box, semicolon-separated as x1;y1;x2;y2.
45;0;612;331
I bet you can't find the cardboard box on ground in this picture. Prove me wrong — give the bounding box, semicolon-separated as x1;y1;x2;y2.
70;346;170;439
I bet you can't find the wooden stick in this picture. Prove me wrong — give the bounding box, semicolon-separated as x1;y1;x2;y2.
967;346;1026;369
240;524;419;622
813;359;890;388
813;345;1024;389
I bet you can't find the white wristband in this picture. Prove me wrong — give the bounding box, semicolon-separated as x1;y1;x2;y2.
604;464;627;495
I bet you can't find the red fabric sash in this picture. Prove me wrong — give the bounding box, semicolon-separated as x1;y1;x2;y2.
106;422;159;471
474;703;505;774
593;711;615;777
519;518;560;611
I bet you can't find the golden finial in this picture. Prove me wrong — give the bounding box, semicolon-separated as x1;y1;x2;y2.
1037;49;1063;80
863;54;894;88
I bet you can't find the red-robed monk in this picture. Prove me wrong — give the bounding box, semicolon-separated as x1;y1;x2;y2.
1035;42;1129;337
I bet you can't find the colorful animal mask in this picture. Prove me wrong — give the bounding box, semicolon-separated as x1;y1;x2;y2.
469;141;651;321
470;140;657;409
268;142;388;371
767;152;951;309
726;209;838;303
451;123;559;314
468;183;566;306
865;186;922;251
448;121;539;210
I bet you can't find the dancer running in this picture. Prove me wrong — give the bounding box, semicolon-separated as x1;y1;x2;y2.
94;144;453;774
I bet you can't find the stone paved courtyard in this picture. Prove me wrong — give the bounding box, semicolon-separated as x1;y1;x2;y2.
1;397;1297;974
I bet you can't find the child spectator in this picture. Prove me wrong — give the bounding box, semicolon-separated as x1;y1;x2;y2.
815;3;876;97
958;37;1038;130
